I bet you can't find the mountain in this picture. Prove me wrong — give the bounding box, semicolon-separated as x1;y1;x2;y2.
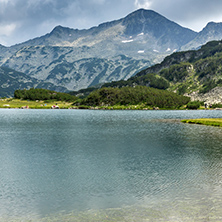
181;22;222;51
101;40;222;104
4;9;197;56
0;9;197;93
0;9;222;96
0;66;68;97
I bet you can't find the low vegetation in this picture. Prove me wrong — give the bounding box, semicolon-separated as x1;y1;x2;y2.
0;88;78;109
0;98;74;109
75;86;190;109
186;101;201;110
2;86;222;110
14;88;77;102
181;118;222;127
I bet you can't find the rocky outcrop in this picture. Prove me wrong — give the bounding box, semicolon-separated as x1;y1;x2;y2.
189;87;222;104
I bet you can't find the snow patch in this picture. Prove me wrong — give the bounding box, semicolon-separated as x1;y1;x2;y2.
122;39;134;43
137;33;144;36
138;50;145;54
153;49;159;53
166;48;171;52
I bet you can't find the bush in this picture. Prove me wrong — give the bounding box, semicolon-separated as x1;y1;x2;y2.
14;88;77;102
186;101;200;109
79;86;190;109
212;103;222;108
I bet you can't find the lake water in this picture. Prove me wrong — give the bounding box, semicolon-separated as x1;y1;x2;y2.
0;109;222;221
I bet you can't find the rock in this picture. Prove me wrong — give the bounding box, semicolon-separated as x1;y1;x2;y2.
190;87;222;104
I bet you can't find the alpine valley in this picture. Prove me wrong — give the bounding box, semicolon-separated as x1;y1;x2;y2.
1;9;222;97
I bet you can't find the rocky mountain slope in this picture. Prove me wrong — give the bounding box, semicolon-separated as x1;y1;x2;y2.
181;22;222;51
0;9;222;96
0;66;67;97
0;9;197;94
102;40;222;104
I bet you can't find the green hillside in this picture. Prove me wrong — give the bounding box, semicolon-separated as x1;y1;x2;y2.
71;40;222;108
101;40;222;96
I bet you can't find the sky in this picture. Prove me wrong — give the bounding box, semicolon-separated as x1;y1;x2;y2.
0;0;222;46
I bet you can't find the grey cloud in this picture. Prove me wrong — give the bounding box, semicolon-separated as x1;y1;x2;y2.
139;0;222;30
0;0;135;45
1;0;222;45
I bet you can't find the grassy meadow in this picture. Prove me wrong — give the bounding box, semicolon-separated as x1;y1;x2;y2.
0;98;74;109
181;118;222;127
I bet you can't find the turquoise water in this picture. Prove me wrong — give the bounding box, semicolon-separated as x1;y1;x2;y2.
0;109;222;221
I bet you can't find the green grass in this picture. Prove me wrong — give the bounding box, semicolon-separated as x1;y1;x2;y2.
0;99;188;110
0;99;74;109
181;118;222;127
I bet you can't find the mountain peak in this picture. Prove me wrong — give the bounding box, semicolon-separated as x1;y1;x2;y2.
126;8;161;17
123;8;166;25
0;44;6;48
204;21;222;30
198;21;222;38
50;25;75;36
121;8;197;45
181;21;222;51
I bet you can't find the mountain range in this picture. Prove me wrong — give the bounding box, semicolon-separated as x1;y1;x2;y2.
1;9;222;97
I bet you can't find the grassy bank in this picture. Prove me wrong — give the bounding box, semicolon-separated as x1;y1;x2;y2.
0;98;218;111
0;98;188;110
0;99;74;109
181;118;222;127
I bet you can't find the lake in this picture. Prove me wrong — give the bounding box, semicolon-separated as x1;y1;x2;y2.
0;109;222;221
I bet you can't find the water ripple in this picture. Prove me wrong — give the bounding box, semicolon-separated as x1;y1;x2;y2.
0;109;222;220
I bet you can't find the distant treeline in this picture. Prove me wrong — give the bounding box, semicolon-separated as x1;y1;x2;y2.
14;88;77;102
77;86;190;108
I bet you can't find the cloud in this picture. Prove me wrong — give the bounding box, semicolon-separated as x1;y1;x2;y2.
134;0;152;8
1;0;222;46
134;0;222;31
0;0;136;45
0;23;16;35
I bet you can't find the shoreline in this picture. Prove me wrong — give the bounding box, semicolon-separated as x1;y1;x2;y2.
1;99;222;111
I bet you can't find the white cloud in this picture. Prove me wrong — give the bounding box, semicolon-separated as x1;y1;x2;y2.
0;23;16;36
134;0;152;9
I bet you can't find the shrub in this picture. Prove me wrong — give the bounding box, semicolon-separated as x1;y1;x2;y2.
80;86;190;109
14;88;77;102
212;103;222;108
186;101;200;109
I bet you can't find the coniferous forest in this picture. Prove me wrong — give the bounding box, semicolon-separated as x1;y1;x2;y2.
77;86;190;109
